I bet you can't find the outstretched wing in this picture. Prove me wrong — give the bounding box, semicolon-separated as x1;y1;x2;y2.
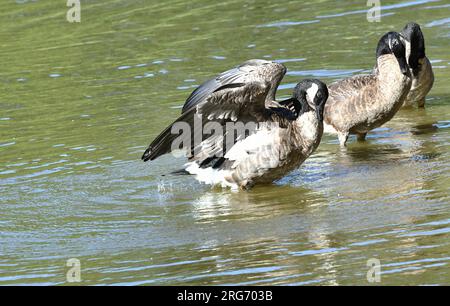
181;59;286;113
142;81;271;163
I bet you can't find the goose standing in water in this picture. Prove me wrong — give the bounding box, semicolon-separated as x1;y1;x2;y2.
323;32;412;147
399;22;434;108
142;60;329;190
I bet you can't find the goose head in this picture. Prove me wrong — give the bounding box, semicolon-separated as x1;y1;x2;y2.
400;22;426;76
293;79;329;122
376;31;409;76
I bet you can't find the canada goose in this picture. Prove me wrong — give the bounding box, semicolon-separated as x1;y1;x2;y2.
399;22;434;108
141;60;329;190
323;32;412;147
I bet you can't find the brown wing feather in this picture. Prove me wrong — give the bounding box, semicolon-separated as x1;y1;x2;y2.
324;75;378;131
142;82;271;163
182;60;286;113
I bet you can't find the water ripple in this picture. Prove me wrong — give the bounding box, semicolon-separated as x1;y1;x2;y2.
258;20;320;28
426;17;450;27
287;69;365;78
317;0;439;19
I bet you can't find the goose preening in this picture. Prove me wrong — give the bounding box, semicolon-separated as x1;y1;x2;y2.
399;22;434;108
323;32;412;147
142;59;329;190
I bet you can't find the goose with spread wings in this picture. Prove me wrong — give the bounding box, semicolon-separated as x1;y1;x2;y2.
142;59;328;190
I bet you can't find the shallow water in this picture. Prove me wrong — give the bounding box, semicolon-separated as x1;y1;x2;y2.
1;0;449;285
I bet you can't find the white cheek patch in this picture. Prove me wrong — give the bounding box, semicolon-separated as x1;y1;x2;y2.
306;83;319;106
404;40;411;65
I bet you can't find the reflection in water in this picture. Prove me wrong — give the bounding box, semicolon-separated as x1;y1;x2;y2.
410;124;439;136
305;229;340;285
186;189;339;285
191;185;322;222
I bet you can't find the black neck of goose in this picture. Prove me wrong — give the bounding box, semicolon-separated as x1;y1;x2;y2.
409;36;425;76
297;94;311;117
315;103;324;122
402;23;426;76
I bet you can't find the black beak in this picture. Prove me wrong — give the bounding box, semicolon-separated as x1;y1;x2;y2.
397;56;409;75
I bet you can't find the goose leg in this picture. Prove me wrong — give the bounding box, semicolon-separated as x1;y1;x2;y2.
418;98;426;108
356;133;367;142
338;132;349;147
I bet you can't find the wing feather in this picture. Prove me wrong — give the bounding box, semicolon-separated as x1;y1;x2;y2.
324;74;378;130
142;81;271;163
181;59;286;113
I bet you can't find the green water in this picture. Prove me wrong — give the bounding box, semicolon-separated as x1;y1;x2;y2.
1;0;449;285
